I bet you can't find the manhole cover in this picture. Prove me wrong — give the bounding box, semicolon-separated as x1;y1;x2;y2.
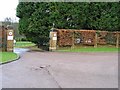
30;65;51;71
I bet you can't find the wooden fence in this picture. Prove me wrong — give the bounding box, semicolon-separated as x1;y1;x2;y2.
50;29;120;49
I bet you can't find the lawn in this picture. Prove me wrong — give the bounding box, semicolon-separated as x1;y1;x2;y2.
0;52;18;63
15;41;36;48
57;46;119;52
14;41;119;52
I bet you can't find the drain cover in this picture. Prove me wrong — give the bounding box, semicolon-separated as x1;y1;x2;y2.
30;65;50;71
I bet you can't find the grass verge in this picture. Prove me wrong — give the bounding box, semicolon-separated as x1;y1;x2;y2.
15;41;36;48
57;46;119;52
0;52;19;64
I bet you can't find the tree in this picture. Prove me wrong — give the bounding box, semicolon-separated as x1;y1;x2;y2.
87;2;120;31
2;17;20;39
16;2;120;46
3;17;13;26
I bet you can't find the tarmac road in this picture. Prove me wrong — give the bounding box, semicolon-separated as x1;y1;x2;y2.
1;51;118;88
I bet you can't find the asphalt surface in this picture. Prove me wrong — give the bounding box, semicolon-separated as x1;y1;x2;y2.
14;48;30;55
1;51;118;88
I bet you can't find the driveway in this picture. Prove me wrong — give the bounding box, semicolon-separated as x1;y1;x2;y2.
1;51;118;88
14;48;30;55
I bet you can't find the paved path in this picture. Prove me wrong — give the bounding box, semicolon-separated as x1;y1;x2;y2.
1;51;118;88
14;48;30;55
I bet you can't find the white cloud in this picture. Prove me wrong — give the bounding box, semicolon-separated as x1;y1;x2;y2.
0;0;19;22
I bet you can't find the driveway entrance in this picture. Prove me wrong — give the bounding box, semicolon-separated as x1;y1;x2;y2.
1;51;118;88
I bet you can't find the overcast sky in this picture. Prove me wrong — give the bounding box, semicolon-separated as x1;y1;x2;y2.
0;0;19;22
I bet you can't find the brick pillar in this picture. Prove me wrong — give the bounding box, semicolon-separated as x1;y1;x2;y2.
49;31;57;51
6;29;14;52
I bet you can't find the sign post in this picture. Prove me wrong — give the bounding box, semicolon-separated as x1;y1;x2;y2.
6;29;14;52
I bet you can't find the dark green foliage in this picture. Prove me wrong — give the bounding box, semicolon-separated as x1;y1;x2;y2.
16;2;120;46
87;2;120;31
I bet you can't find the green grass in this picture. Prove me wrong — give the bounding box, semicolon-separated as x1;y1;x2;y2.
15;41;36;48
57;46;119;52
0;52;18;63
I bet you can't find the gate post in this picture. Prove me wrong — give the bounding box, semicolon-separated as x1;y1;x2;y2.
71;31;75;49
94;31;98;48
49;28;57;51
0;26;3;51
6;28;14;52
0;26;7;52
116;31;119;48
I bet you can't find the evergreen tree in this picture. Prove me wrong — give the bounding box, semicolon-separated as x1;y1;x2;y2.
16;2;120;46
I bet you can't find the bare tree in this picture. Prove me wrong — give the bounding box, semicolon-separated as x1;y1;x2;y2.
4;17;13;26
